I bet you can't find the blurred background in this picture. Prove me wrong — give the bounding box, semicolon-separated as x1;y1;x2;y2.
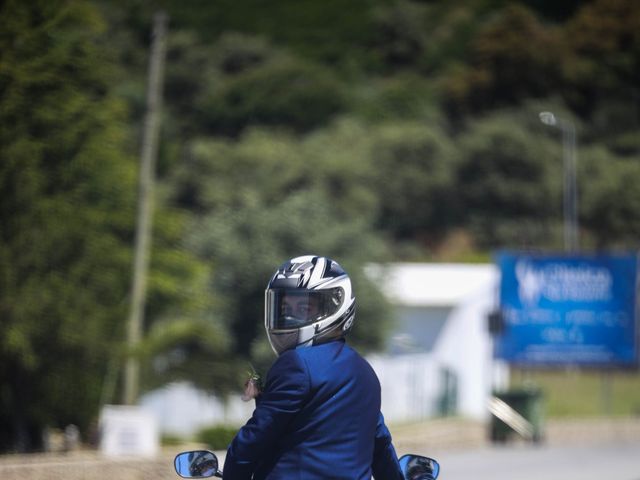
1;0;639;475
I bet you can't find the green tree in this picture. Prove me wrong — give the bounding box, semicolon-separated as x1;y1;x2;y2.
562;0;640;155
168;120;380;219
367;0;429;71
200;54;347;136
564;0;640;109
162;0;384;68
579;147;640;249
454;108;563;249
136;203;236;396
443;4;563;116
0;0;136;451
186;189;392;372
166;123;393;370
369;121;456;242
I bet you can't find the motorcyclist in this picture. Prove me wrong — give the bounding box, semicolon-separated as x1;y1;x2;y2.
223;255;404;480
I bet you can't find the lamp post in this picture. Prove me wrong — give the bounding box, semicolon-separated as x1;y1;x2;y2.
539;111;578;252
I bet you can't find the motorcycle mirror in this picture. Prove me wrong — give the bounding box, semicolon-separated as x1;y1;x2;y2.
398;454;440;480
174;450;221;478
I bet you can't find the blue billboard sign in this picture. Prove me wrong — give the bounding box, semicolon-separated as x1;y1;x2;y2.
495;253;639;367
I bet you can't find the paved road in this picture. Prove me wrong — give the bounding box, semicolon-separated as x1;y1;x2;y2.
430;440;640;480
1;439;638;480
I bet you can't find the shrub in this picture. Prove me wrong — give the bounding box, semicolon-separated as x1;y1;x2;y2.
196;425;239;450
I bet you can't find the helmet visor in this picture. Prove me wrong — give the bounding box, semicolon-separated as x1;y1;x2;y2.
266;288;344;330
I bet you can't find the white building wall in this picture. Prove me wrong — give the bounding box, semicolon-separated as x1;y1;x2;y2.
141;382;254;436
370;262;505;421
432;282;496;419
367;353;439;422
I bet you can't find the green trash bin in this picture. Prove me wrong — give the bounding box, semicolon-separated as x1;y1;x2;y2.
489;388;544;443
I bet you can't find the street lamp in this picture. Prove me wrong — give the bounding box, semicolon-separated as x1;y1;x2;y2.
539;111;578;252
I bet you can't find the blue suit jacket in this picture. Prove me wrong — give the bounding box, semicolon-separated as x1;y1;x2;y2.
223;340;403;480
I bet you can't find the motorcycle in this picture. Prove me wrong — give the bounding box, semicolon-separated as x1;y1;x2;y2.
174;449;440;480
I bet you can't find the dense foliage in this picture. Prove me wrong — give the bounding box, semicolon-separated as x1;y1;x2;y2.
1;0;638;450
0;0;136;450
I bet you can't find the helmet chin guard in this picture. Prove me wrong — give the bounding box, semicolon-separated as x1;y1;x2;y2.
265;255;356;355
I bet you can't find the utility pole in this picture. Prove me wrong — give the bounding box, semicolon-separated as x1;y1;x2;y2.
123;11;168;405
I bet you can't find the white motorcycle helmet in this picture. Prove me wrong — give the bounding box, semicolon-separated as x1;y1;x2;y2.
265;255;356;355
